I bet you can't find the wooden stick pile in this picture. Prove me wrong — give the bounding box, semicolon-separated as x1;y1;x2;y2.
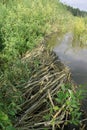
15;44;71;130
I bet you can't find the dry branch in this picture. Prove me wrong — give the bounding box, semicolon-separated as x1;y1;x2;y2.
15;44;73;130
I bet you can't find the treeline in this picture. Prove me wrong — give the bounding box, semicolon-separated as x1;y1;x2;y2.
66;5;87;17
60;2;87;17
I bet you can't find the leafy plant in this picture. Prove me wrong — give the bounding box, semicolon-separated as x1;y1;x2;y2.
0;110;12;130
73;18;85;40
44;84;83;128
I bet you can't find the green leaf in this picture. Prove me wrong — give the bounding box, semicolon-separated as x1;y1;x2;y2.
53;106;59;111
0;111;9;121
9;110;16;116
61;84;65;91
6;126;16;130
55;98;61;103
43;114;51;121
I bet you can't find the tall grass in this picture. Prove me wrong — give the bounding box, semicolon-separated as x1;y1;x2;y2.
73;18;85;40
73;17;87;45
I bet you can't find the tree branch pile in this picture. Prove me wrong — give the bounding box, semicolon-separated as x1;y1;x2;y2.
15;44;77;130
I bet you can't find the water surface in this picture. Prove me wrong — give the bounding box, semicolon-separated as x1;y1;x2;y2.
53;33;87;85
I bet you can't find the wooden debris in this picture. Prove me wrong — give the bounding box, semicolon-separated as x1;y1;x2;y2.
15;44;73;130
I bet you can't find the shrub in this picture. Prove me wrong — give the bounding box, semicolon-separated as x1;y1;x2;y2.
73;18;85;40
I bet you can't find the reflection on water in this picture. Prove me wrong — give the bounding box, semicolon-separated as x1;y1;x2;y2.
53;33;87;85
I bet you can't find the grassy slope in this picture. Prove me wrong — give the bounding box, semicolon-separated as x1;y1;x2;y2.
0;0;86;129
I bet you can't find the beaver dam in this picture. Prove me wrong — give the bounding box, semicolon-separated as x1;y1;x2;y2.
13;44;87;130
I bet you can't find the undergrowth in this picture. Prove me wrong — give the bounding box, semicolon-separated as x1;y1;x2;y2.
0;0;73;61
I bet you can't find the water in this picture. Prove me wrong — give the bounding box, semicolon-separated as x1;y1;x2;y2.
60;0;87;11
53;33;87;86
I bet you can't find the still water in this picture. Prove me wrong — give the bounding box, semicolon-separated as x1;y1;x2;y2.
60;0;87;11
53;33;87;85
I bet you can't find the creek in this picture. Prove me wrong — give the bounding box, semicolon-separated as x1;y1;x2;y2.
53;33;87;86
46;32;87;86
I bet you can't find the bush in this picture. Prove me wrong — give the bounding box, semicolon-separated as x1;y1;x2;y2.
0;0;73;61
73;18;85;40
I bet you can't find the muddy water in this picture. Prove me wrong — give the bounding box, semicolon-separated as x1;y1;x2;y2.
53;33;87;86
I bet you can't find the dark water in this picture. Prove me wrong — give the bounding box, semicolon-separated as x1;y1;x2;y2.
53;33;87;86
60;0;87;11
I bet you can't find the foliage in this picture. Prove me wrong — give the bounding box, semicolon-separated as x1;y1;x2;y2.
0;111;11;129
0;0;73;61
73;18;85;40
44;84;83;128
66;5;87;17
0;55;42;129
0;110;16;129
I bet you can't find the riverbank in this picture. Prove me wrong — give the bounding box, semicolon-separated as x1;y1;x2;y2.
11;44;84;130
0;44;85;130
